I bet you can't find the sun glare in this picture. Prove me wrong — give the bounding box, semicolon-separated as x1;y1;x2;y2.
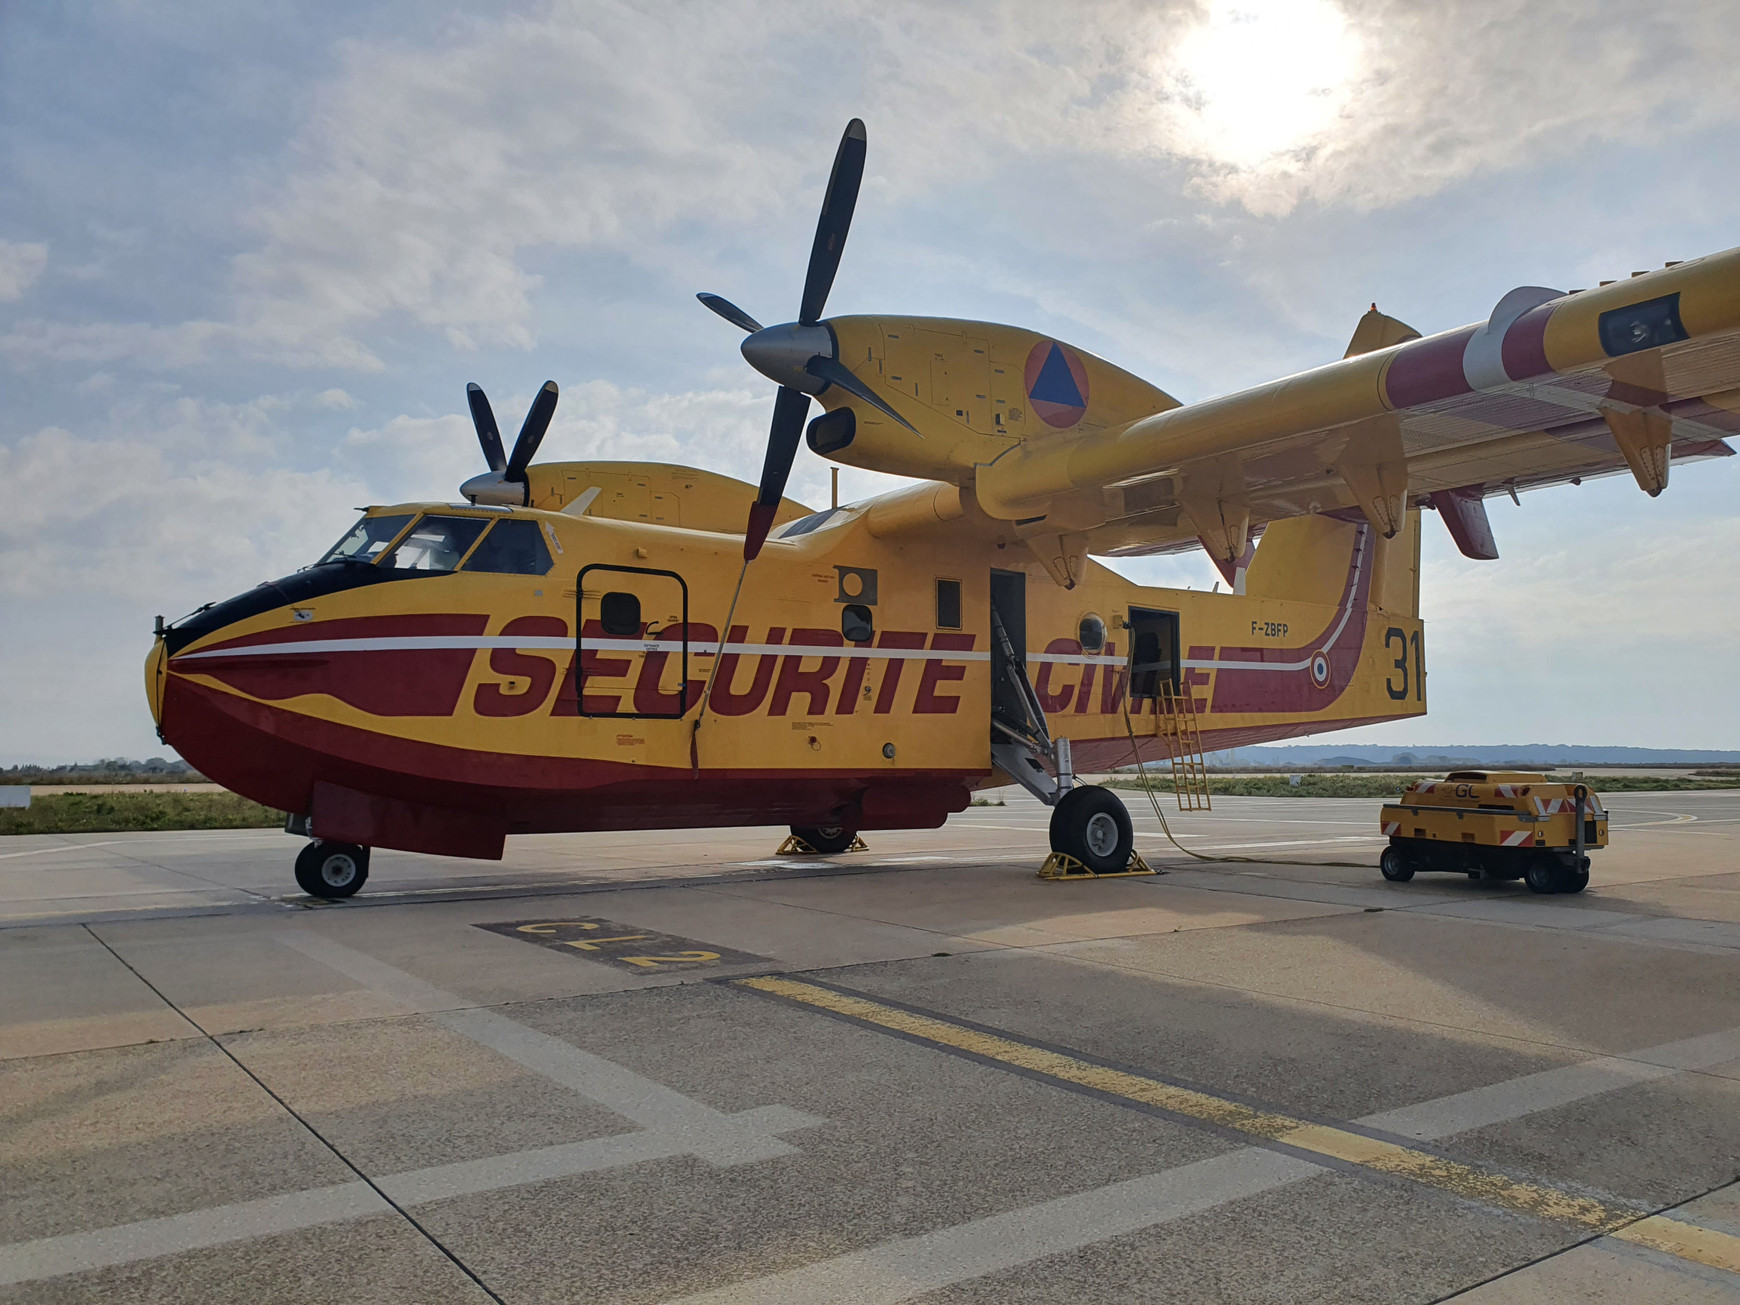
1159;0;1362;171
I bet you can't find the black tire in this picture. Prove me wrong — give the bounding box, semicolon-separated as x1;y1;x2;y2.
1379;846;1414;882
294;840;370;898
1523;855;1558;894
1555;858;1590;894
792;825;855;854
1049;787;1133;874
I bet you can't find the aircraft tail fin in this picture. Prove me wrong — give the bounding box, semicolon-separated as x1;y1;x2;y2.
1243;509;1420;618
1344;305;1422;358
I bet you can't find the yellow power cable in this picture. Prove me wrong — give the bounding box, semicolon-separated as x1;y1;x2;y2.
1119;695;1378;870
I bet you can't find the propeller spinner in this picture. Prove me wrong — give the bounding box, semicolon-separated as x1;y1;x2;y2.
460;380;559;506
699;118;914;560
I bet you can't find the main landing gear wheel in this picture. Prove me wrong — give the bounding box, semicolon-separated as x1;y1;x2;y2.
1379;846;1414;882
295;840;370;899
1049;787;1134;875
791;825;856;855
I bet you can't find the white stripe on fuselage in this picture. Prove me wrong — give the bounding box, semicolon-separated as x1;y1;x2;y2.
175;540;1369;678
176;636;991;662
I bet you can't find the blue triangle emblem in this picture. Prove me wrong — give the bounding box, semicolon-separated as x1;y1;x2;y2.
1029;343;1084;408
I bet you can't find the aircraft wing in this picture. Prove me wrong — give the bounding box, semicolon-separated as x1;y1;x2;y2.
974;248;1740;574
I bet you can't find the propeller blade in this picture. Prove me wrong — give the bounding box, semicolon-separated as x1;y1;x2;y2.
697;293;763;334
505;380;559;481
803;354;919;433
745;386;812;560
466;383;506;472
798;118;867;326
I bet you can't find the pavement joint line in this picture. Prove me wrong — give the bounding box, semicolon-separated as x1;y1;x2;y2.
1420;1177;1740;1303
1018;935;1740;1073
71;926;510;1303
0;855;998;929
1140;867;1740;955
0;935;825;1288
734;976;1740;1272
279;932;824;1150
1608;1205;1740;1275
0;1107;825;1288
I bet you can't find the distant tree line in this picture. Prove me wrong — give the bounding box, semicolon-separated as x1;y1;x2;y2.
0;758;206;785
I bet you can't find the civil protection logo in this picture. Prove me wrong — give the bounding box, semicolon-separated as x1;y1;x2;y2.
1023;339;1090;428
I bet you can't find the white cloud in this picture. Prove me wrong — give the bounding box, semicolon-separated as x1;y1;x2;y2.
335;380;907;512
0;423;371;604
1323;483;1740;748
12;1;1740;368
1135;0;1740;215
0;315;385;371
314;387;360;410
0;240;48;301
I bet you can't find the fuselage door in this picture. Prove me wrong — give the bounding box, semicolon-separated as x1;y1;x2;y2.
576;564;693;719
1127;607;1181;702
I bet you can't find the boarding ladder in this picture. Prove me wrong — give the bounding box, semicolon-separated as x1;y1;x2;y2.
1157;682;1212;811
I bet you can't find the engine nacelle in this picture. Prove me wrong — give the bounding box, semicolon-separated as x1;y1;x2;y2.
810;316;1181;487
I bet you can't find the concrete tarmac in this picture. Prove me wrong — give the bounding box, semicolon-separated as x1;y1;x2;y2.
2;789;1738;1302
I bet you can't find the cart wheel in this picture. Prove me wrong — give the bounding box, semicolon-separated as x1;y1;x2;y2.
294;840;370;899
1555;859;1590;894
1523;856;1558;894
1379;847;1413;882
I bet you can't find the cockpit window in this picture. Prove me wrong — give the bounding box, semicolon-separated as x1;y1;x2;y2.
318;513;415;566
461;518;554;576
379;515;489;572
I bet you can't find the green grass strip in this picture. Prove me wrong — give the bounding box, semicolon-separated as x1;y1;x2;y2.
0;792;285;835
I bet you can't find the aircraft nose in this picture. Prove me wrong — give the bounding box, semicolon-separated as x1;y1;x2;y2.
145;635;168;728
740;321;833;393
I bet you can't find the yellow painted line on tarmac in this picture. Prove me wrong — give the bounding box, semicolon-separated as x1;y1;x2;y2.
736;975;1740;1274
1611;1214;1740;1274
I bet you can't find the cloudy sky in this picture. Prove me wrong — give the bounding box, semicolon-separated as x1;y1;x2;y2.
3;0;1737;763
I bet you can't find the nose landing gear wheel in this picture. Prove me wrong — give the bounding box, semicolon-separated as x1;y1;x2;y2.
1049;787;1134;875
294;840;370;899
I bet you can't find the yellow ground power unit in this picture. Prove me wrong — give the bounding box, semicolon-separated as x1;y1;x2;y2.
1378;771;1607;894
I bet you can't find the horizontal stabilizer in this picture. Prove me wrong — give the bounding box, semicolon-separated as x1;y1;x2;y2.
1429;486;1499;560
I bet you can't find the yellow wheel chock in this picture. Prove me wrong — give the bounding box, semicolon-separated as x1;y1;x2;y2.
1038;849;1159;881
776;833;870;856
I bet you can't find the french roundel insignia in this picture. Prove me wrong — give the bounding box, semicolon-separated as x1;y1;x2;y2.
1310;650;1331;688
1024;340;1090;428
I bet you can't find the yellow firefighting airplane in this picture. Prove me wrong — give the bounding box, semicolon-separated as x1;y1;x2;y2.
146;120;1738;898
